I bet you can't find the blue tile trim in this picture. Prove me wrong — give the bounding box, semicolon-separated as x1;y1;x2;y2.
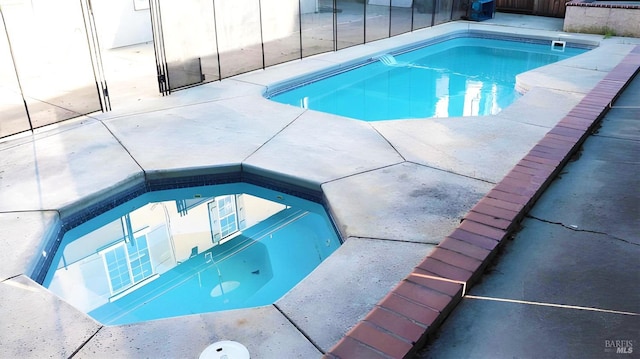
241;172;323;203
146;172;243;191
60;182;148;230
31;225;63;284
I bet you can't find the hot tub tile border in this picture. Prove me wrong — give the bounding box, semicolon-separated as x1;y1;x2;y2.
324;45;640;359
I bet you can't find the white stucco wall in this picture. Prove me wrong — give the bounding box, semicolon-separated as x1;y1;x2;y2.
91;0;153;49
69;0;318;50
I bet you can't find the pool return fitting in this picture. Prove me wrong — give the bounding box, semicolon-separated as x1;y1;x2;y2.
200;341;250;359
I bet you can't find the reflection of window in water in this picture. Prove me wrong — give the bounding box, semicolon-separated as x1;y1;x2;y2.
103;244;131;293
101;234;153;295
98;213;155;297
176;195;246;245
209;194;246;244
217;195;238;238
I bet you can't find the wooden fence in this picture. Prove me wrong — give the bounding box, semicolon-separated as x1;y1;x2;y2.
495;0;569;17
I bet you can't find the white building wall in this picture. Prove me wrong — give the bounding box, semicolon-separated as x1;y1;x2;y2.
91;0;153;49
88;0;319;50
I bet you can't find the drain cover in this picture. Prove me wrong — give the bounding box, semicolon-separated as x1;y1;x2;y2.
200;341;250;359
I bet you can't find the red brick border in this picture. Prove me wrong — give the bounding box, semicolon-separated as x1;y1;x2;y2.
324;45;640;359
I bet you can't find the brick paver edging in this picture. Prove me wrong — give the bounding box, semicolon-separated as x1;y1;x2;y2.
324;45;640;359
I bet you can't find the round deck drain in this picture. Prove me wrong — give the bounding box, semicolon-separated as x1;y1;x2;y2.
200;341;250;359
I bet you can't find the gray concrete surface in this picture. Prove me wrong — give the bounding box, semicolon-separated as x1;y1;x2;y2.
0;121;144;213
417;73;639;359
276;237;434;353
0;211;59;279
323;162;492;242
373;117;550;183
529;134;640;243
75;306;322;358
0;276;101;358
103;97;304;176
243;109;405;191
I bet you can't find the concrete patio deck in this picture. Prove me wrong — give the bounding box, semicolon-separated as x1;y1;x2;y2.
416;60;640;359
1;14;639;358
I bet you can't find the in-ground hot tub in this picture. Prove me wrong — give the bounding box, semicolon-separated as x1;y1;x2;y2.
38;182;341;325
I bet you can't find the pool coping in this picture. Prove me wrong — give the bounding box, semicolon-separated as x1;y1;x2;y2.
323;45;640;359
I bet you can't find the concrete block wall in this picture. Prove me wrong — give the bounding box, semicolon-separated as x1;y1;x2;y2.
564;1;640;38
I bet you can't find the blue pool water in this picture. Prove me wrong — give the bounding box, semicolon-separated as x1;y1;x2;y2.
270;37;588;121
42;183;341;325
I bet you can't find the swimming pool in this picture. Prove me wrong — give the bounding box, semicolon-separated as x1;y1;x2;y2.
269;36;589;121
42;183;341;325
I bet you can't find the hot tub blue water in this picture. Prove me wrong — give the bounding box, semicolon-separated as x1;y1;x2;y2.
42;183;341;325
269;37;588;121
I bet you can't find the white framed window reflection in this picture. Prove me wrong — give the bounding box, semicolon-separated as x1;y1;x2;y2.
101;234;154;297
209;195;244;244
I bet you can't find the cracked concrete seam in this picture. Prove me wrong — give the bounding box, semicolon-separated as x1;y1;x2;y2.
68;327;104;359
525;214;638;246
350;235;441;246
